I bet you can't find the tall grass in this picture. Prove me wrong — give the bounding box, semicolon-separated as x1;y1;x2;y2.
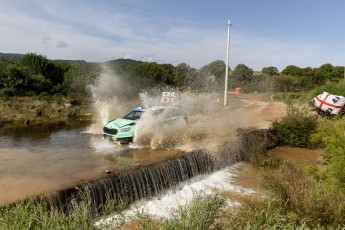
312;117;345;190
224;161;345;229
0;199;94;230
0;189;128;230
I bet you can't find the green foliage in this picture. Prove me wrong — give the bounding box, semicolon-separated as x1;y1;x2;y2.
36;108;44;117
272;104;317;147
0;199;94;230
67;109;79;119
173;63;190;87
199;60;226;85
232;64;253;82
281;64;344;86
272;75;305;92
38;92;51;101
19;53;48;75
136;193;226;230
0;189;129;230
225;162;345;229
262;162;345;226
0;53;70;96
281;65;303;76
312;118;345;189
0;88;14;100
262;66;279;76
308;80;345;99
249;140;283;169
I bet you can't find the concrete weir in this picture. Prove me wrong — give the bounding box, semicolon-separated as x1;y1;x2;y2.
35;128;275;214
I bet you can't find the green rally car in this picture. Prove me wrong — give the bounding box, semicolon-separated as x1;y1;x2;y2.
103;106;187;144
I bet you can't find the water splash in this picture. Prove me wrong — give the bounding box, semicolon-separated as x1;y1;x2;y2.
134;90;242;154
87;64;140;134
96;163;256;228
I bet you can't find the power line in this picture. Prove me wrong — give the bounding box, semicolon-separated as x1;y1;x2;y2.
231;24;293;62
104;0;218;25
104;0;293;64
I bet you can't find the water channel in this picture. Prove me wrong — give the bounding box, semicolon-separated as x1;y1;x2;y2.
0;121;189;206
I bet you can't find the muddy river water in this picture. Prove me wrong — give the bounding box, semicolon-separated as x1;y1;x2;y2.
0;122;188;206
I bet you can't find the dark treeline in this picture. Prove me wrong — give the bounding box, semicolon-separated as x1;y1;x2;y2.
230;64;345;93
1;52;344;99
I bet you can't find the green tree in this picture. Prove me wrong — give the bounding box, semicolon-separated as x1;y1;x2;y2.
160;63;175;85
19;53;48;75
2;64;26;95
174;63;191;88
273;75;303;92
199;60;226;85
281;65;303;77
232;64;253;82
262;66;279;76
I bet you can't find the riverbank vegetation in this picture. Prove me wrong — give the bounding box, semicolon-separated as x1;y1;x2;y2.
1;52;345;126
2;52;345;228
221;100;345;229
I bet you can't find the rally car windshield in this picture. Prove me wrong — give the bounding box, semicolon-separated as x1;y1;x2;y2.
122;111;143;120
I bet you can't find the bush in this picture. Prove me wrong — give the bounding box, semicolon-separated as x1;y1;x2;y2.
67;109;79;119
272;104;317;147
224;162;345;229
261;162;345;227
0;89;14;100
70;99;82;106
36;108;44;117
312;118;345;190
308;81;345;99
38;92;51;101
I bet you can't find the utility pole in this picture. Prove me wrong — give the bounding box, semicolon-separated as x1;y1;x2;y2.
224;19;231;107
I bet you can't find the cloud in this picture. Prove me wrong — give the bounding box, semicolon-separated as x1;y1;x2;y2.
56;41;67;49
42;36;51;44
0;0;344;71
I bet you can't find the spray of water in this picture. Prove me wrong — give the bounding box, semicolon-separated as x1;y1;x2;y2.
133;90;243;159
95;163;256;228
87;64;275;159
87;64;140;134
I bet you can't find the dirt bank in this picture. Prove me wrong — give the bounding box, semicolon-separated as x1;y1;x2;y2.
0;96;92;127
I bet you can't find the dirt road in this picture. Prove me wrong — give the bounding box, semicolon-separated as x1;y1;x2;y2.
227;93;284;129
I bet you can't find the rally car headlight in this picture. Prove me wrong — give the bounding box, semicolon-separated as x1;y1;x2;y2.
118;127;131;132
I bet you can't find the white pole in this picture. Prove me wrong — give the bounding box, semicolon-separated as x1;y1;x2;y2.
224;19;231;107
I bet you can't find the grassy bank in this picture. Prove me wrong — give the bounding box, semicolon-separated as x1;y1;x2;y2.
0;95;93;127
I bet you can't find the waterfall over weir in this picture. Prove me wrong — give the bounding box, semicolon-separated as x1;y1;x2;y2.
37;129;272;214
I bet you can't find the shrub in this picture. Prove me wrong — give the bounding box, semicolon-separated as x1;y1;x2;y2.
0;89;14;100
70;99;81;106
36;108;43;117
272;104;317;147
67;109;79;119
224;162;345;229
312;118;345;190
38;92;51;101
308;81;345;99
261;162;345;227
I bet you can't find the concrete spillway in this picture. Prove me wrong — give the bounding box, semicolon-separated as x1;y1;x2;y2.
35;128;273;214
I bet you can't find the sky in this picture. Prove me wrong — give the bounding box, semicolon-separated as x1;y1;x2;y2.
1;0;345;71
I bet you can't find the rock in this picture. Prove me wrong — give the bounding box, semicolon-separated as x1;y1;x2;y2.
104;169;112;174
